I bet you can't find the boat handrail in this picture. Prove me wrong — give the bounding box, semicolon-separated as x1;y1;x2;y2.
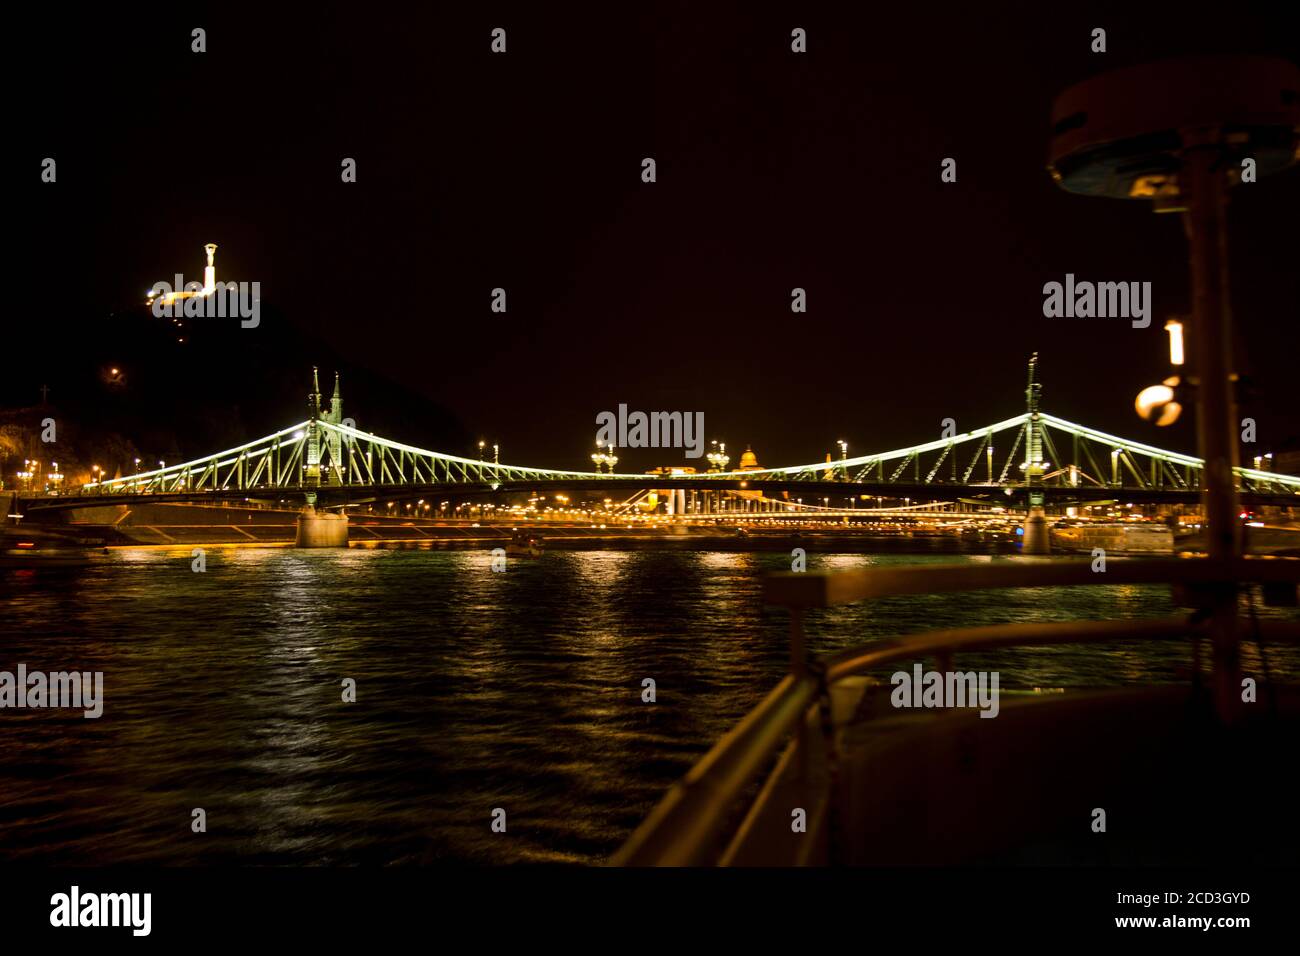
823;616;1300;683
612;556;1300;866
612;672;820;867
763;555;1300;608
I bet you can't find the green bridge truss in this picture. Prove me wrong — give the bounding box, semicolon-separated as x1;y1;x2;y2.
82;411;1299;500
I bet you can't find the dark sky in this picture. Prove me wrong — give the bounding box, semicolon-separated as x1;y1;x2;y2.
15;2;1300;472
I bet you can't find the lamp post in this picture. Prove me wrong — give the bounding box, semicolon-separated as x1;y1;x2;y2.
1047;55;1300;721
705;441;730;514
591;443;618;473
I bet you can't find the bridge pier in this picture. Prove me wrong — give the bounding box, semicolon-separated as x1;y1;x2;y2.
295;505;349;548
1022;505;1051;555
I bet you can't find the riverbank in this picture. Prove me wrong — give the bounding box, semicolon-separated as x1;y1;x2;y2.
10;500;1298;555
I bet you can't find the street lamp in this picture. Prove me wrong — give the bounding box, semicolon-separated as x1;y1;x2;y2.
591;442;619;473
706;440;730;474
1164;318;1185;366
1135;378;1183;426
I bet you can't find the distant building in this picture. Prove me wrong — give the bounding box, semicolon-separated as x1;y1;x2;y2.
645;466;696;517
1273;448;1300;478
1256;437;1300;478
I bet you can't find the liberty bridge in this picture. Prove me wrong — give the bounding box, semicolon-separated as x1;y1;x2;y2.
14;360;1300;548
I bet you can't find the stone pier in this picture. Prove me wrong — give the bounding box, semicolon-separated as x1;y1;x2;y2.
1022;506;1051;555
295;506;349;547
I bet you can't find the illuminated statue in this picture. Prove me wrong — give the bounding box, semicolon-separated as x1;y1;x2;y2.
203;243;218;294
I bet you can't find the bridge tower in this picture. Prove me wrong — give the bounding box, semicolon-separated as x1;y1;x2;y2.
303;368;345;487
324;372;344;485
296;367;349;547
304;367;324;495
1022;353;1051;554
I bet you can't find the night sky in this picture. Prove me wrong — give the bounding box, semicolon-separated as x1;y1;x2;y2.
14;3;1300;472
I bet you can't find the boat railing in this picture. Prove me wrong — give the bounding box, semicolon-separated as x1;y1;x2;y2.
611;555;1300;866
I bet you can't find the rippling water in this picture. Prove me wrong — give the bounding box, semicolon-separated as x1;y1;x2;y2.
2;546;1296;865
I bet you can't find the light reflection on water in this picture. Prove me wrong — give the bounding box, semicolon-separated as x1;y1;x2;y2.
1;547;1296;865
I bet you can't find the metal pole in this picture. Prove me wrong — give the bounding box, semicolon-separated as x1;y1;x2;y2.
1181;132;1242;722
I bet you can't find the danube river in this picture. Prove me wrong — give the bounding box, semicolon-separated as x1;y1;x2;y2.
3;546;1296;864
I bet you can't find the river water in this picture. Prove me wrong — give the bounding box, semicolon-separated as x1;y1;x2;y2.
2;545;1296;864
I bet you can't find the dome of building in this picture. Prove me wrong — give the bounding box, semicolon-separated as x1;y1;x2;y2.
738;445;761;470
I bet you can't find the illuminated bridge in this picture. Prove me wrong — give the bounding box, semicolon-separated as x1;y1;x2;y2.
17;366;1300;516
